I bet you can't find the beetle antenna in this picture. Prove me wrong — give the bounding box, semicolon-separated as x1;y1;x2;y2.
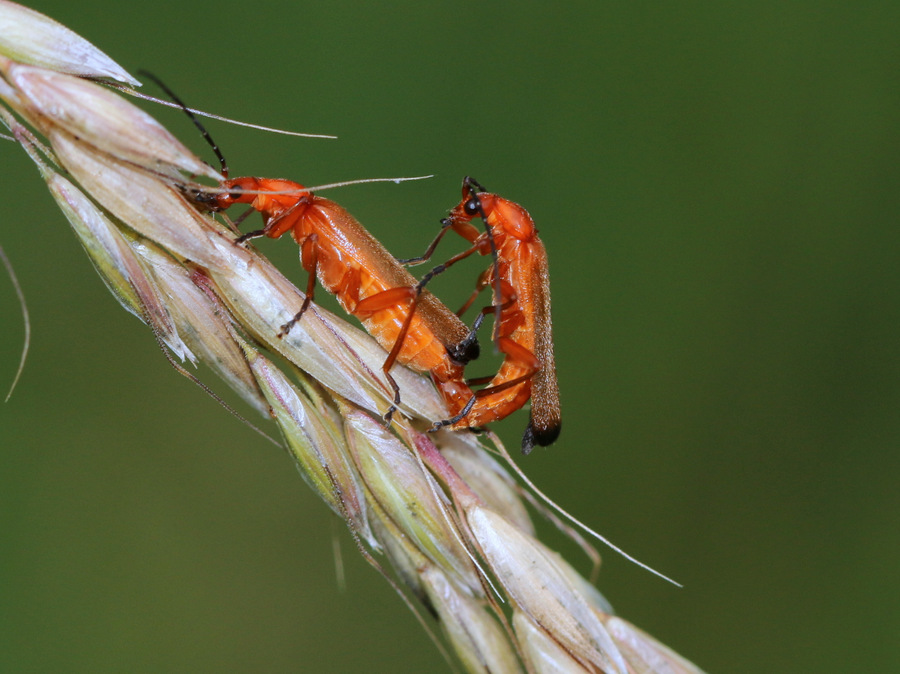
137;69;229;178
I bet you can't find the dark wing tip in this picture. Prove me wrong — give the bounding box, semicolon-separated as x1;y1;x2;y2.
521;420;562;455
449;334;480;364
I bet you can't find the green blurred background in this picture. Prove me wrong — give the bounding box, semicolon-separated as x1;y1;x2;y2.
2;1;899;671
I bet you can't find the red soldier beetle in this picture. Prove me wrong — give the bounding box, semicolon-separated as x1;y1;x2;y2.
141;72;480;423
405;177;560;454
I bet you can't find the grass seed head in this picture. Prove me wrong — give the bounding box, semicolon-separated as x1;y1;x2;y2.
0;0;138;84
0;2;708;670
4;63;218;179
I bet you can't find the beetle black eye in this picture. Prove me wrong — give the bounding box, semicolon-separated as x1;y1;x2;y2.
464;197;480;216
228;187;244;200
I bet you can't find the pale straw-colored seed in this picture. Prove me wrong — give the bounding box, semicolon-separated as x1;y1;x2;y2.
131;246;269;414
243;344;376;546
421;565;523;674
531;541;614;616
342;407;482;594
468;505;629;674
1;62;219;179
46;129;234;269
44;167;165;326
514;611;595;674
0;64;23;108
437;430;535;536
0;0;137;84
368;503;430;600
604;616;705;674
368;504;521;673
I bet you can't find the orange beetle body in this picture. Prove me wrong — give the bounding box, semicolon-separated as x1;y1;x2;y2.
417;178;561;453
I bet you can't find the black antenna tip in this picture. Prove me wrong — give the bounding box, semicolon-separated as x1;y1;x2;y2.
137;69;229;178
